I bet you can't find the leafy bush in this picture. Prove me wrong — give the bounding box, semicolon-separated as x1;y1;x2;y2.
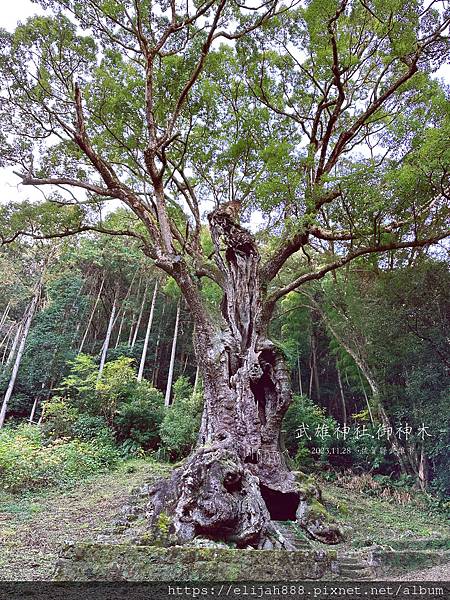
40;396;80;440
71;414;115;445
0;424;119;492
61;355;137;421
113;382;164;450
283;394;338;470
160;377;203;460
345;424;395;474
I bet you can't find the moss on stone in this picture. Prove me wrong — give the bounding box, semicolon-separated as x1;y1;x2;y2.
308;499;332;521
54;543;334;581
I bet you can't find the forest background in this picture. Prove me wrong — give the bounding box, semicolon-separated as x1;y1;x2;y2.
0;0;448;522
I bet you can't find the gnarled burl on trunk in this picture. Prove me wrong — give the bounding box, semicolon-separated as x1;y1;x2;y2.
147;207;343;549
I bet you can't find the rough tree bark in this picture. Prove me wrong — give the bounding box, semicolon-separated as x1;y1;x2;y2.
147;208;342;549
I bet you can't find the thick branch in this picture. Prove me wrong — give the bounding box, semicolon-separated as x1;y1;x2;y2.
263;233;450;317
0;224;154;255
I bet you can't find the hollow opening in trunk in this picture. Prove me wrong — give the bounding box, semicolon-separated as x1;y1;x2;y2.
260;484;299;521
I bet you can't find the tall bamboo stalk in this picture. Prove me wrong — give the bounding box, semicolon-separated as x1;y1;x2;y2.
97;294;118;380
164;299;181;407
78;275;105;354
297;349;303;396
115;270;138;348
152;303;165;386
0;282;41;428
137;281;158;382
6;320;23;367
193;364;200;393
130;282;148;349
0;301;11;332
336;360;347;426
0;322;15;364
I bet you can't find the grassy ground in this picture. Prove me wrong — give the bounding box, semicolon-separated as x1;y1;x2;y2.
317;476;450;549
0;461;448;581
0;459;171;581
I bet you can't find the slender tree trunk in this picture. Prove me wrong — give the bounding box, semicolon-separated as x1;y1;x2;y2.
6;320;23;366
29;396;39;423
418;444;429;490
0;283;41;428
79;276;105;354
324;318;416;478
297;350;303;396
358;369;374;425
1;323;15;364
193;364;200;393
137;281;158;382
97;294;117;380
147;208;342;548
115;310;126;348
164;298;180;407
0;301;11;332
336;360;347;426
127;274;143;345
130;282;148;349
152;303;165;386
308;357;314;397
311;329;320;400
115;270;138;348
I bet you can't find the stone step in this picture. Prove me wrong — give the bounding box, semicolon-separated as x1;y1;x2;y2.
339;568;372;580
338;556;361;564
339;562;367;570
273;521;313;550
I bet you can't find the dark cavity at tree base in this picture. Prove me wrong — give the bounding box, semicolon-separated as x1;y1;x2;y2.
146;441;343;550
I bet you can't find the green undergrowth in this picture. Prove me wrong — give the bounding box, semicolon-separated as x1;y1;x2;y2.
316;475;450;549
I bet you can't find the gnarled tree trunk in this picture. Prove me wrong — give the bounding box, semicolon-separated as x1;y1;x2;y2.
147;208;342;549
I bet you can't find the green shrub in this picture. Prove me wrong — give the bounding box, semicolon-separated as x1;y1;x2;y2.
60;356;166;452
113;381;164;450
40;396;80;440
345;425;394;473
0;424;119;493
71;414;115;445
61;355;138;421
283;394;338;470
160;377;203;460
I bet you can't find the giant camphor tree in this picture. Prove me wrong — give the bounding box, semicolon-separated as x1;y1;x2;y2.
0;0;449;548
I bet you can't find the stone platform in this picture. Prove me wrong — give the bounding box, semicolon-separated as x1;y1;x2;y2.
54;543;336;581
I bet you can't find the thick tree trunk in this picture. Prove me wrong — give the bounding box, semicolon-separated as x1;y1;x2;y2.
147;208;342;548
